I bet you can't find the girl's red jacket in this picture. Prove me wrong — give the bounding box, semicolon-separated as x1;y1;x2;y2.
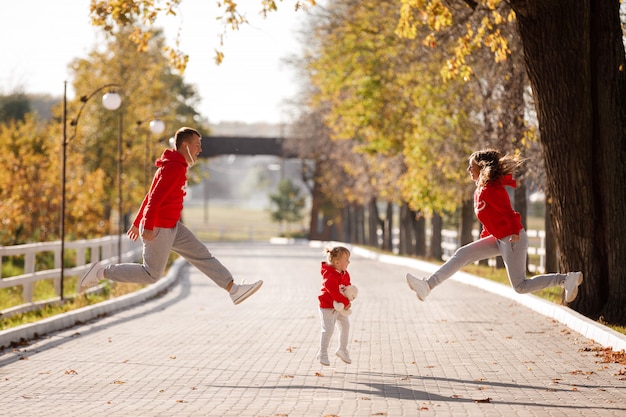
318;261;351;308
132;149;188;231
474;174;523;239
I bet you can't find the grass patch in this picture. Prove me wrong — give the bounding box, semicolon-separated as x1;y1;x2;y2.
0;282;145;331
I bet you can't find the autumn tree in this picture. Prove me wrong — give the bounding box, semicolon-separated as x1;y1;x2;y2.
0;115;109;245
67;27;203;235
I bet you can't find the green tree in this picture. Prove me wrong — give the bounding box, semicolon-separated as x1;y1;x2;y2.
0;92;31;123
268;178;306;236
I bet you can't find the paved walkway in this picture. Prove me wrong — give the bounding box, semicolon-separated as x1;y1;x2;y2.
1;242;625;417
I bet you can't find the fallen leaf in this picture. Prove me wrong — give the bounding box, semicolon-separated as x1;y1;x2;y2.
473;397;492;403
64;369;78;375
315;372;324;377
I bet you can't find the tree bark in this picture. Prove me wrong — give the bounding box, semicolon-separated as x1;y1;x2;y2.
430;213;443;260
511;0;626;321
460;199;474;246
368;197;380;247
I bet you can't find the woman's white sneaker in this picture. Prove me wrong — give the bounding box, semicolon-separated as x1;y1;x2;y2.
406;273;430;301
564;271;583;303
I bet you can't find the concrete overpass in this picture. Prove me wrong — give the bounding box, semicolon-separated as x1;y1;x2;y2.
199;136;297;158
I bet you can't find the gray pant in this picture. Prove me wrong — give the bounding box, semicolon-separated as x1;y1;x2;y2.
428;229;566;294
105;222;233;289
319;308;350;355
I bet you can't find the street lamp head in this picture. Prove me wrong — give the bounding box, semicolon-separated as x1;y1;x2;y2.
149;119;165;135
102;92;122;110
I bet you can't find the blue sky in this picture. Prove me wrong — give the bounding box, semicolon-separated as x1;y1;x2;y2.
0;0;310;124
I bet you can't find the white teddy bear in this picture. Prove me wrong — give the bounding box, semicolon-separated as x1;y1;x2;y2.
333;284;358;316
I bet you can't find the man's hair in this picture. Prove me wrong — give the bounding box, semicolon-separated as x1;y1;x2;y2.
174;127;200;149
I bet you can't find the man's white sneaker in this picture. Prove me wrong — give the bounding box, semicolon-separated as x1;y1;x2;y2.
406;273;430;301
564;271;583;303
317;353;330;366
336;349;352;364
79;261;102;293
230;280;263;305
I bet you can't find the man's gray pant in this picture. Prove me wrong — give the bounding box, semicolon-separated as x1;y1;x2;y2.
105;222;233;289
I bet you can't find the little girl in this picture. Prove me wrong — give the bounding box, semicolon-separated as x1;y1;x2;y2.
407;149;583;303
317;246;353;366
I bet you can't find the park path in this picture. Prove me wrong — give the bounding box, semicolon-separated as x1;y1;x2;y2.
0;242;624;416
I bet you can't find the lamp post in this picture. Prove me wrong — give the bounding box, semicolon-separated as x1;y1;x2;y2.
136;118;165;192
60;81;121;299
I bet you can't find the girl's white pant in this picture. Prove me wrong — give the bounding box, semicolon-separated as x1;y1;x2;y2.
428;229;566;294
319;308;350;355
105;221;233;289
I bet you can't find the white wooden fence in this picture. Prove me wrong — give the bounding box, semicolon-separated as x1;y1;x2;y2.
0;236;141;318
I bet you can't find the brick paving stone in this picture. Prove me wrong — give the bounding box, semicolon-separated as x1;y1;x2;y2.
0;242;625;417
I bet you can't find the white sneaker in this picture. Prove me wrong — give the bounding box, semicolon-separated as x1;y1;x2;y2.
79;261;102;293
336;349;352;364
317;352;330;366
564;271;583;303
230;280;263;305
406;273;430;301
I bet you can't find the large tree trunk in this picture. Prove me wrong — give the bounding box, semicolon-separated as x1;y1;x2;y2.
399;203;413;255
460;199;474;246
382;201;393;251
430;213;443;260
545;194;558;273
368;197;380;247
413;211;426;257
511;1;626;322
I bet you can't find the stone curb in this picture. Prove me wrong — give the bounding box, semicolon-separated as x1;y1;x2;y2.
0;257;187;350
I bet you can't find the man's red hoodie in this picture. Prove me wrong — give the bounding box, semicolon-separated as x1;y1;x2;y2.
474;174;523;239
132;149;188;231
318;262;351;309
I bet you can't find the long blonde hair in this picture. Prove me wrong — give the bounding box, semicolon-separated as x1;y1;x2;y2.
469;149;523;188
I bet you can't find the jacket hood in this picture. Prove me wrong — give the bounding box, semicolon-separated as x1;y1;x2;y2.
155;148;187;168
498;174;517;188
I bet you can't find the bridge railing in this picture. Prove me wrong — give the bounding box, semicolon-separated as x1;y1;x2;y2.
0;236;141;318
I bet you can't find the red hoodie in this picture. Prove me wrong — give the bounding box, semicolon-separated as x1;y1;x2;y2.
474;174;523;239
318;262;351;309
132;149;188;231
